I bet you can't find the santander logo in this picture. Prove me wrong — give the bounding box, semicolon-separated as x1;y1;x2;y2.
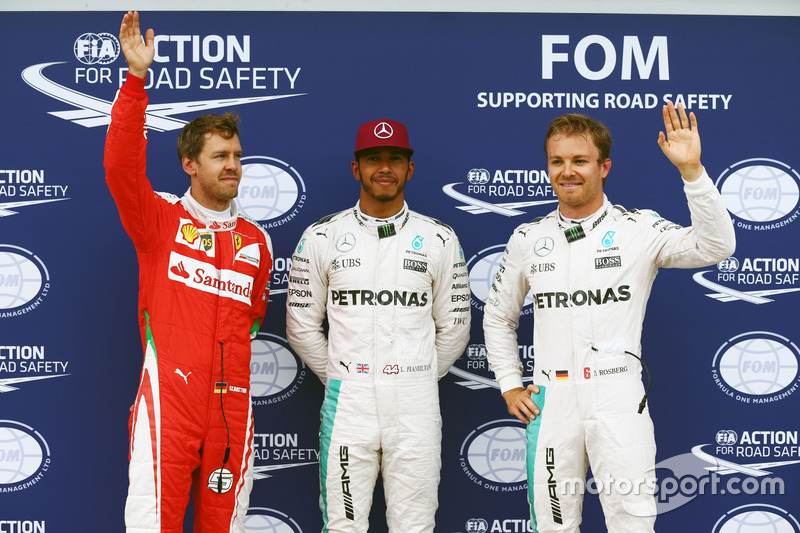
167;252;254;305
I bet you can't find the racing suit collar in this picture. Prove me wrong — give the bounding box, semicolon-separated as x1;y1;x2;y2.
182;188;239;231
354;201;410;232
556;195;612;242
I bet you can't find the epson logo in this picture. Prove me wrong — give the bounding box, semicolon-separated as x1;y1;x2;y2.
331;289;428;307
542;35;669;81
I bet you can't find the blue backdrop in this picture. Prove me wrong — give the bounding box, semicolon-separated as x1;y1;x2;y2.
1;11;799;533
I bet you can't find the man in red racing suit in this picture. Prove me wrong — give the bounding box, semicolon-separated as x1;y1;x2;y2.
104;12;273;533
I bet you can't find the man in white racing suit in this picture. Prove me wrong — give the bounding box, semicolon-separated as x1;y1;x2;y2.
483;103;735;532
286;119;471;532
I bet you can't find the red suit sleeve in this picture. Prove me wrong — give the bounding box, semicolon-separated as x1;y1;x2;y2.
104;72;166;251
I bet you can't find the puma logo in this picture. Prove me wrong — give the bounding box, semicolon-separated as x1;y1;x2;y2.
541;369;551;381
340;361;351;373
175;368;192;384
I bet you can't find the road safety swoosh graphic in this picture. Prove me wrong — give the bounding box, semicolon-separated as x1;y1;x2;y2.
0;374;70;393
692;444;800;477
448;365;534;390
0;199;70;217
442;183;557;217
252;461;317;480
693;271;800;304
22;62;306;131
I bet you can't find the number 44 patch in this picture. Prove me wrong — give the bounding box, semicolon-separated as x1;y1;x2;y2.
383;365;400;375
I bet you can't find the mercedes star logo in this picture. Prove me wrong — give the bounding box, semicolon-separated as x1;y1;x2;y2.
374;122;394;139
336;232;356;252
534;237;554;257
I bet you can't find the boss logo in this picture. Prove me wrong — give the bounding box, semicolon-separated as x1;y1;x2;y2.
595;256;621;269
403;259;427;273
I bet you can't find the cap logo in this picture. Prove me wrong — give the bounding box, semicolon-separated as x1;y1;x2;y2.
374;122;394;139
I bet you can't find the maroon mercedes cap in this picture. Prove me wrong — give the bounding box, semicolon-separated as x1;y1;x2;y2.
353;119;414;157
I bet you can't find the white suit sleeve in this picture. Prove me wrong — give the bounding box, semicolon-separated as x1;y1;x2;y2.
285;229;330;383
482;231;528;393
648;170;736;268
432;234;471;378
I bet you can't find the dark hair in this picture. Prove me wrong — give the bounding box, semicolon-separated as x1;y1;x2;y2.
544;113;612;162
177;112;240;162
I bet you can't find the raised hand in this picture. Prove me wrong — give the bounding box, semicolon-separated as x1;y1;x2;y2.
657;101;703;182
119;11;154;79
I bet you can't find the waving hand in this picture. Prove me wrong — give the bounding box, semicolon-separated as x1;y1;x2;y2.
657;101;704;182
119;11;154;79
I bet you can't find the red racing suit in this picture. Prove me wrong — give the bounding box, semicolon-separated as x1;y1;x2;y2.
104;73;273;533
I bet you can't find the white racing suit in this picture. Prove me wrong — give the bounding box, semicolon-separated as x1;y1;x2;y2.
483;172;735;532
286;202;471;532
